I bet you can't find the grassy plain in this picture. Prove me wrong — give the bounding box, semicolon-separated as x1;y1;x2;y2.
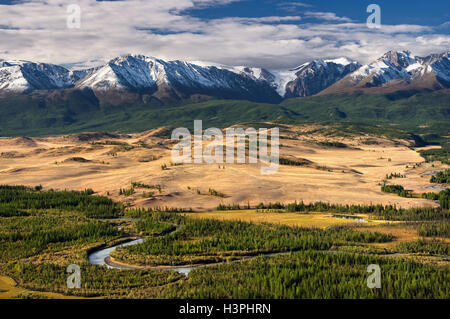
186;210;388;228
0;124;447;211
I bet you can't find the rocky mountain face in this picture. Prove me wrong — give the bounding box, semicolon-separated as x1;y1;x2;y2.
0;51;448;104
283;58;361;98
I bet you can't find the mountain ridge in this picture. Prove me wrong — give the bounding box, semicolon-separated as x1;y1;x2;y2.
0;91;448;138
0;51;449;105
320;50;450;95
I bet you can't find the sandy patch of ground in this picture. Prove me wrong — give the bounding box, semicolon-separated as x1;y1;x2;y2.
352;223;450;249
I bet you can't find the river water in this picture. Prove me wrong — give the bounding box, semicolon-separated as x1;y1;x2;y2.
332;215;369;223
88;238;144;268
88;227;194;276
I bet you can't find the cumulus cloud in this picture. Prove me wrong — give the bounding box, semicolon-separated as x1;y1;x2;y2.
0;0;448;70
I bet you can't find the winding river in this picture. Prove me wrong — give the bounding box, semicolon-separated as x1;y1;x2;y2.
87;225;295;277
88;226;196;277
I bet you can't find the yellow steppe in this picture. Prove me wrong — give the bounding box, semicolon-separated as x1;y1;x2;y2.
0;124;447;211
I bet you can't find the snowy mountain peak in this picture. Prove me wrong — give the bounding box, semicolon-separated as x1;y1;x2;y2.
380;50;416;68
324;57;355;66
280;57;361;97
349;50;420;86
0;60;73;93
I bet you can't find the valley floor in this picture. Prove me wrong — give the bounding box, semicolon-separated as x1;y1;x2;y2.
0;124;447;211
0;124;448;299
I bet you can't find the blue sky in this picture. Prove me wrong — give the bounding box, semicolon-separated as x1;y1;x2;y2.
0;0;448;69
186;0;450;27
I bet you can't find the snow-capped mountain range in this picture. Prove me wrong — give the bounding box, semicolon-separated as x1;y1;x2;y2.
0;50;449;103
321;50;450;94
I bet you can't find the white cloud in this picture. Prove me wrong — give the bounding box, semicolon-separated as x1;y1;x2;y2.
235;16;302;23
278;1;313;12
304;11;352;22
0;0;448;70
